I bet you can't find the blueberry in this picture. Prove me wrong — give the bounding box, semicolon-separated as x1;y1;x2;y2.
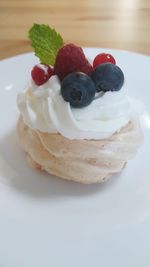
91;63;124;92
61;72;96;108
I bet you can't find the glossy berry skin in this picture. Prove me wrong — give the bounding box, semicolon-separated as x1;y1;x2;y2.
61;72;96;108
31;64;53;85
91;63;124;92
93;53;116;69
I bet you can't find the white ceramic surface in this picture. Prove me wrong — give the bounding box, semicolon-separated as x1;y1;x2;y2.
0;48;150;267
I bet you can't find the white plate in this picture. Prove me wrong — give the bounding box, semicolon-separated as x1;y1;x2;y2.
0;48;150;267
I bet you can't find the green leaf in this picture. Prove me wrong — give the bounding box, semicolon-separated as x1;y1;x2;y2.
28;24;64;65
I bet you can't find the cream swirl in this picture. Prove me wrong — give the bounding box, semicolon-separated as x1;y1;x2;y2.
17;75;134;140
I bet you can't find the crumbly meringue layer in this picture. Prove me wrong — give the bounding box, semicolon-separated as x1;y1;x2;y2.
17;116;143;184
17;75;134;140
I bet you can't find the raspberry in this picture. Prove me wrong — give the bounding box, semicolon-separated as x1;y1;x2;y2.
54;43;93;81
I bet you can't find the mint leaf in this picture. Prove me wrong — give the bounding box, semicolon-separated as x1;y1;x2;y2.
28;24;64;65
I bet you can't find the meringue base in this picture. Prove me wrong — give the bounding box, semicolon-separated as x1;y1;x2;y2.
17;116;143;184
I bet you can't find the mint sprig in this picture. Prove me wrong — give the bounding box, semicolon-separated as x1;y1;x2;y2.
28;24;64;65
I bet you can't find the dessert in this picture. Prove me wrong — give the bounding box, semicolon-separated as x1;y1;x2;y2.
17;24;143;184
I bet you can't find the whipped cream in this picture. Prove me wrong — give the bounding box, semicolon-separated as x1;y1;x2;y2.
17;75;135;140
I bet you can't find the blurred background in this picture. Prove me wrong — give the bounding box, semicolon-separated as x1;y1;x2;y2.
0;0;150;59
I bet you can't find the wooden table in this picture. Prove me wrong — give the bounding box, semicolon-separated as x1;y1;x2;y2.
0;0;150;60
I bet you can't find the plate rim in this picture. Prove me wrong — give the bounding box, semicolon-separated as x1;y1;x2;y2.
0;47;150;64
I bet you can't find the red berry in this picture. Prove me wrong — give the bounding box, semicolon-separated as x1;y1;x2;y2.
93;53;116;69
54;43;93;81
31;64;53;85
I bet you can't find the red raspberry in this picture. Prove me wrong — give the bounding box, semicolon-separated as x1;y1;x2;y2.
93;53;116;69
54;43;93;81
31;64;53;85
